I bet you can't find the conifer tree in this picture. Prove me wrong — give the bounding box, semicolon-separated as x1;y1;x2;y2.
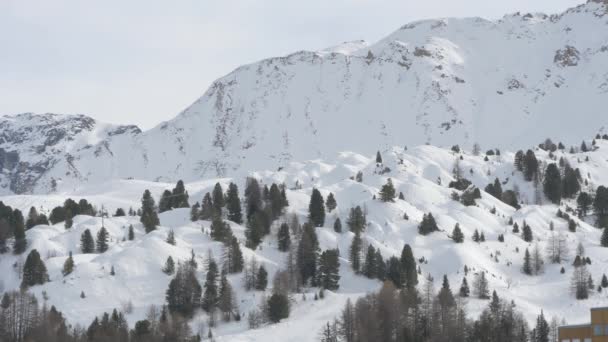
210;215;231;243
62;251;75;276
245;213;263;249
319;249;340;290
297;223;319;285
437;275;456;309
140;190;160;233
200;193;214;220
212;182;225;215
277;223;291;252
533;311;550;342
255;265;268;291
523;222;533;242
601;228;608;247
190;202;200;222
218;270;237;321
543;163;562;204
166;230;176;245
226;183;243;224
452;223;464;243
459;277;470;297
386;257;403;288
12;212;27;254
21;249;48;288
202;257;219;312
379;178;396;202
346;206;366;234
268;183;286;220
80;229;95;253
26;206;39;229
602;274;608;288
267;293;290;323
376;151;383;164
128;225;134;241
349;232;362;274
418;213;439;235
65;210;73;229
224;236;244;273
562;166;581;199
165;262;202;317
158;190;173;213
473;272;489;299
171;180;190;208
96;227;109;253
163;256;175;275
308;189;326;227
245;178;263;220
472;229;480;242
523;248;532;275
400;244;418;289
325;193;337;213
375;250;386;281
333;218;342;233
362;245;377;279
577;192;592;217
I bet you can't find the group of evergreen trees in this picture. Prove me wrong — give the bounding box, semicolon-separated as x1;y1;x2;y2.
48;198;96;225
0;201;26;254
159;180;190;213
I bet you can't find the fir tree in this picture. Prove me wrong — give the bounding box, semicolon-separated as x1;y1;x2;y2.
562;166;581;199
268;183;286;220
166;230;176;245
62;251;75;276
522;222;533;242
140;190;160;233
375;250;386;280
472;229;480;242
601;228;608;247
362;245;377;279
523;248;532;275
533;311;549;342
400;244;418;289
245;178;263;220
255;265;268;291
325;193;337;212
277;223;291;252
218;270;237;321
80;229;95;253
212;182;225;215
595;186;608;228
171;180;190;208
26;206;39;229
162;256;175;275
418;213;439;235
452;223;464;243
128;225;134;241
210;216;231;243
200;193;214;220
319;249;340;290
375;151;383;164
349;232;362;274
267;293;290;323
21;249;48;288
333;218;342;233
386;257;403;288
64;210;73;229
165;262;202;317
308;188;326;227
346;206;366;234
602;274;608;288
297;223;319;285
437;275;456;309
202;256;219;312
245;213;263;249
12;212;27;254
473;272;490;299
158;190;173;213
96;227;109;253
379;178;396;202
459;277;470;297
226;183;243;224
190;202;200;222
543;163;562;204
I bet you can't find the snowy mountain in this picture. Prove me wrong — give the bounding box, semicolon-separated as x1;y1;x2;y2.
2;0;608;195
1;139;608;341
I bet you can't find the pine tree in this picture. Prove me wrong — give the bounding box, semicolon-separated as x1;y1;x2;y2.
379;178;396;202
267;293;290;323
165;262;202;317
325;193;337;212
224;236;244;273
346;206;366;234
472;230;480;242
171;180;190;208
21;249;48;288
602;274;608;288
376;151;383;164
333;218;342;233
245;178;263;220
245;213;263;249
211;182;225;216
375;250;386;281
319;249;340;290
349;232;362;274
158;190;173;213
297;223;319;285
523;248;532;275
523;222;533;242
437;275;456;309
268;183;286;220
602;228;608;247
210;215;231;243
162;256;175;275
459;277;470;297
200;193;214;220
534;311;550;342
140;190;160;233
96;227;109;253
473;272;490;299
62;251;75;276
12;212;27;254
451;223;464;243
400;244;418;289
418;213;439;235
166;230;176;245
308;189;326;227
277;223;291;252
255;265;268;291
80;229;95;253
26;206;39;229
202;256;219;312
128;225;134;241
362;245;377;279
226;183;243;224
543;163;562;204
65;210;73;229
562;166;581;199
218;270;236;321
190;202;200;222
110;265;115;276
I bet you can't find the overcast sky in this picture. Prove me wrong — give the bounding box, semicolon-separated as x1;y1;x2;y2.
0;0;583;129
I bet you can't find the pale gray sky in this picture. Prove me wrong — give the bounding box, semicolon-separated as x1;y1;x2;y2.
0;0;583;129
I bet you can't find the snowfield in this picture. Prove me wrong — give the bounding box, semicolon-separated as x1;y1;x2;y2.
2;140;608;340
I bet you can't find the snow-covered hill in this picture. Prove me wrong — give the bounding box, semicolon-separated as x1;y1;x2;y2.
2;139;608;340
3;0;608;194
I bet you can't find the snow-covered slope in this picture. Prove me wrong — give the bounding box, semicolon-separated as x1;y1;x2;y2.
3;1;608;194
2;140;608;340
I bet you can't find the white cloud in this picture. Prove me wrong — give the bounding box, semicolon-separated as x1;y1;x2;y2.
0;0;583;128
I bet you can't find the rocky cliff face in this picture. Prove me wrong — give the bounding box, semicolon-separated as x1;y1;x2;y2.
3;0;608;194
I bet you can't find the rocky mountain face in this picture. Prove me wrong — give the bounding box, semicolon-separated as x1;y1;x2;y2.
2;0;608;194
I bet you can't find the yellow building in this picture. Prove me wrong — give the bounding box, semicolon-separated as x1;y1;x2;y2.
559;307;608;342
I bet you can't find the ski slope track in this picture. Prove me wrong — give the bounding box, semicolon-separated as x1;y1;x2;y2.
1;1;608;194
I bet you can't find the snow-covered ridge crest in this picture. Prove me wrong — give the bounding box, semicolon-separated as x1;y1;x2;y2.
3;0;608;194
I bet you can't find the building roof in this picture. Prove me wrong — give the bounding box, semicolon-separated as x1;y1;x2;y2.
559;324;591;329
